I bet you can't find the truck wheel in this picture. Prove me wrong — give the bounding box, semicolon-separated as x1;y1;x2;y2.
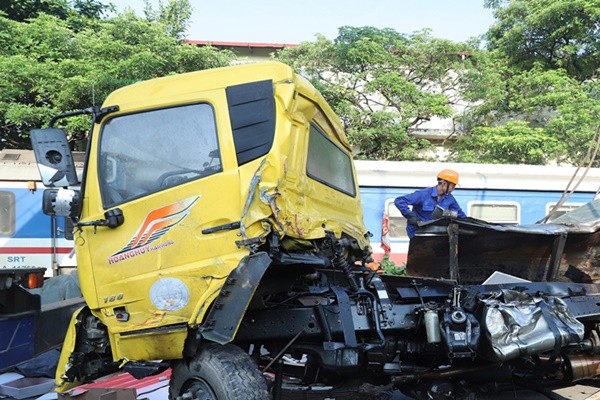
169;343;271;400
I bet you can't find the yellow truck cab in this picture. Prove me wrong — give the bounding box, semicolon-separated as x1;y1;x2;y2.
30;61;372;398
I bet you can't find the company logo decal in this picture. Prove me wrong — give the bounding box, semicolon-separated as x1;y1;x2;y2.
108;196;199;264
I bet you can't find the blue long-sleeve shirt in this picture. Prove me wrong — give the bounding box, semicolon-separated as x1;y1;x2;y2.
394;186;466;238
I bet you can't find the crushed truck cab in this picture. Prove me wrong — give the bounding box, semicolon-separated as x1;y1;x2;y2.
30;62;371;395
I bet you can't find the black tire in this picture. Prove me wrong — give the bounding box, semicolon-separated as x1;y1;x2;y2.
169;343;271;400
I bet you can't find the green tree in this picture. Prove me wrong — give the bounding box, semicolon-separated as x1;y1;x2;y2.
451;0;600;165
455;60;572;164
0;0;112;22
453;58;600;165
72;0;113;18
274;2;600;165
0;0;69;21
0;9;234;150
276;27;480;160
142;0;191;40
451;121;560;164
485;0;600;82
545;79;600;164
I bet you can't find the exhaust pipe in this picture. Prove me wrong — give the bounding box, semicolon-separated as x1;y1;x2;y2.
563;354;600;381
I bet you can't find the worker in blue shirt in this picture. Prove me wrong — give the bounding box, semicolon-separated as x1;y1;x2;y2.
394;169;467;238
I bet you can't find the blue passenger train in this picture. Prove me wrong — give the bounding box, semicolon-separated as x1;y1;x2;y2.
356;160;600;264
0;149;78;277
3;150;600;273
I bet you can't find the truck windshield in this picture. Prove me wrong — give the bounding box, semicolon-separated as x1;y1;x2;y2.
98;103;221;208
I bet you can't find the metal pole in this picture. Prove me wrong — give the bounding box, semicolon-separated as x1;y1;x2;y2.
448;222;460;283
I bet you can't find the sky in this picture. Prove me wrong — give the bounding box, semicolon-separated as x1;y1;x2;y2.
115;1;496;44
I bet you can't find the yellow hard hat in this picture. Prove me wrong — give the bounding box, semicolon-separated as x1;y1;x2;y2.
437;169;459;185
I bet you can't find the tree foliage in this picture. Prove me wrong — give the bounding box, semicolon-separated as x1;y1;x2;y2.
0;0;113;22
3;0;600;166
141;0;191;40
0;2;233;150
276;27;480;160
486;0;600;81
451;121;559;164
451;63;600;164
273;1;600;165
451;0;600;165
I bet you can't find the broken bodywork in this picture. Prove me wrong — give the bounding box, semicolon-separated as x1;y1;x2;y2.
407;199;600;285
56;252;600;399
30;61;600;399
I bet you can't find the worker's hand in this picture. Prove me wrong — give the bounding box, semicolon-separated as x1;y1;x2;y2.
406;212;421;225
442;209;458;218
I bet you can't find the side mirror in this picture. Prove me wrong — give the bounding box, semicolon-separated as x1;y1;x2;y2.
42;189;81;218
30;128;79;187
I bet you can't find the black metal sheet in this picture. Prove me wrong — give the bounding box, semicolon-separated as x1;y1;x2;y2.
406;216;600;285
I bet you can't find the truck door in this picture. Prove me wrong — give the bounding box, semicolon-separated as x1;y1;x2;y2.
79;101;243;321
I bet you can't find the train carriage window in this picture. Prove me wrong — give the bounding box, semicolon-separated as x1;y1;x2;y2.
545;203;585;222
385;199;409;240
468;201;520;224
0;191;15;236
306;124;356;196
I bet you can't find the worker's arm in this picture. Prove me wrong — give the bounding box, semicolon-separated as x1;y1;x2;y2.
394;191;421;224
447;196;467;218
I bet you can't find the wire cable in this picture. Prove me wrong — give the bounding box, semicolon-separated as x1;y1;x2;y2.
538;124;600;223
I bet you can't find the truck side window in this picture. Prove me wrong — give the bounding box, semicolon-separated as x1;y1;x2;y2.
98;103;221;208
0;191;15;236
306;125;356;197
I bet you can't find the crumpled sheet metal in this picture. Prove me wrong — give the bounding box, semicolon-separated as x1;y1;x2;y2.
552;199;600;233
481;290;584;362
407;213;600;284
238;141;370;251
419;217;570;236
407;220;560;283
